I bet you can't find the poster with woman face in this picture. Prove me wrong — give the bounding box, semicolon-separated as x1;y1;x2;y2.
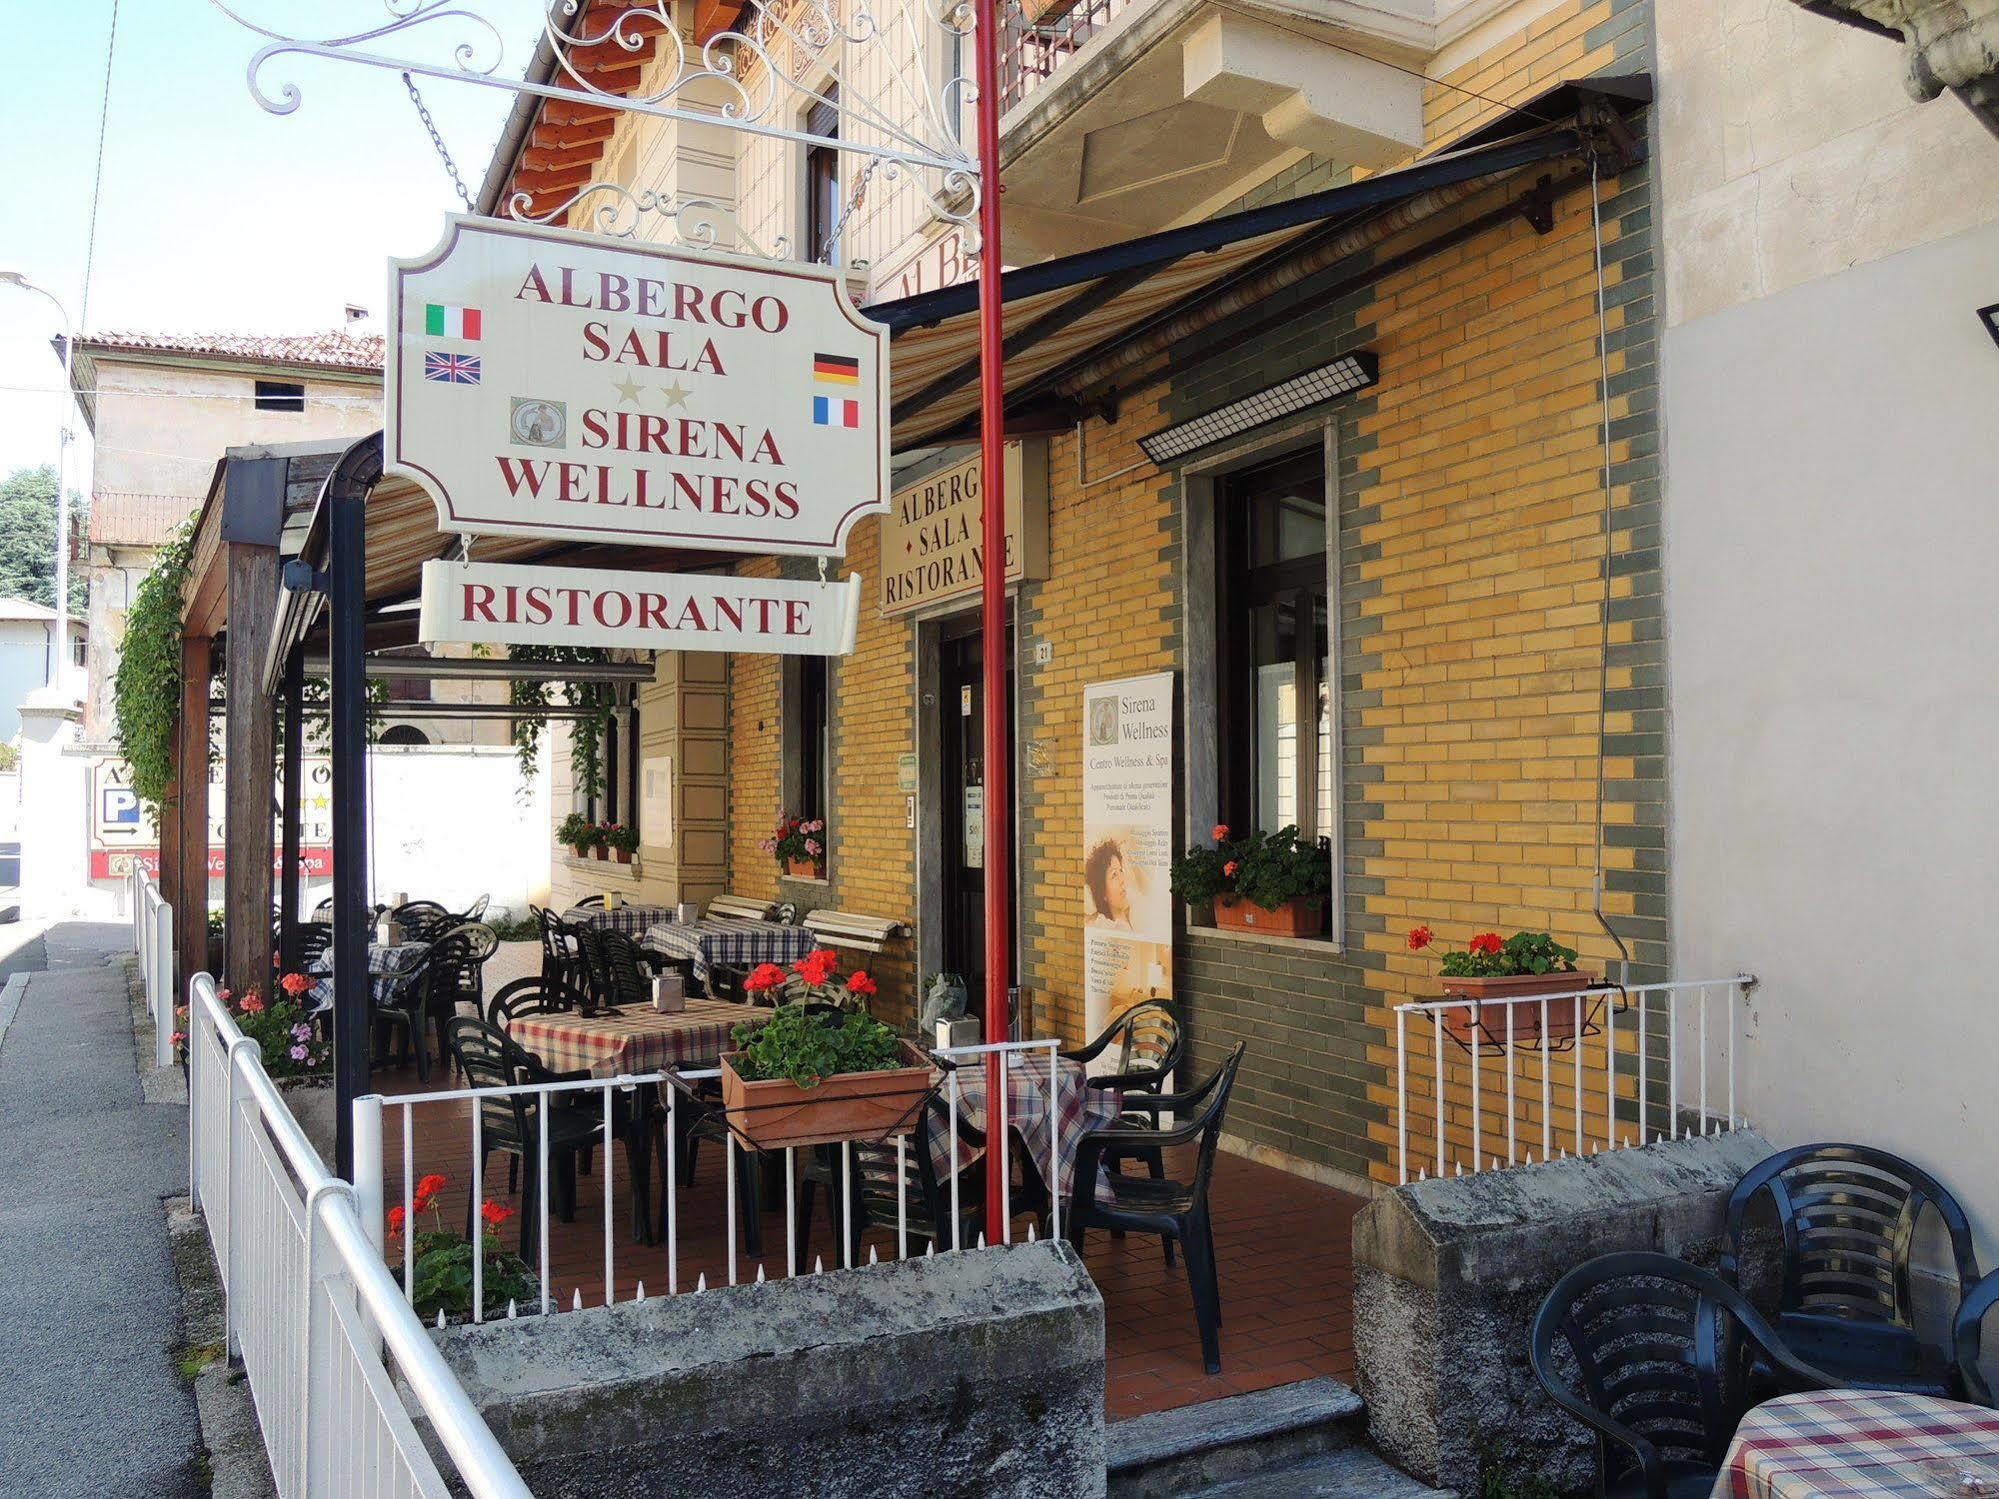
1082;672;1175;1057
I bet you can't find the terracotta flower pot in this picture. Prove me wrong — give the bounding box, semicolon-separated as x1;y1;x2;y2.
785;857;825;879
720;1041;935;1151
592;845;608;861
613;848;632;865
1439;972;1600;1046
568;843;592;860
1214;895;1323;938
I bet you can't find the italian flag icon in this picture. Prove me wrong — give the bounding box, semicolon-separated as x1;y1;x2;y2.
424;303;482;340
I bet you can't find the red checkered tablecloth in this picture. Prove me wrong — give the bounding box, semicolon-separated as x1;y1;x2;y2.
923;1052;1120;1202
506;1001;770;1080
1717;1390;1999;1498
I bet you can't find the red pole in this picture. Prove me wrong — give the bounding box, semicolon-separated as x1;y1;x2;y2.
970;0;1012;1238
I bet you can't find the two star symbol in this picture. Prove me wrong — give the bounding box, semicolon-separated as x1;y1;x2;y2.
611;375;692;410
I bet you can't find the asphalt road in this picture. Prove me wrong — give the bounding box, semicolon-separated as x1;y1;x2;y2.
0;922;200;1497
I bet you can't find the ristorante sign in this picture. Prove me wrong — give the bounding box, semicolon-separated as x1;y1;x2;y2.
387;216;892;556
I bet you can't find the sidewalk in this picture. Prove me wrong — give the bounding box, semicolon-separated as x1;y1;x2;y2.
0;922;200;1498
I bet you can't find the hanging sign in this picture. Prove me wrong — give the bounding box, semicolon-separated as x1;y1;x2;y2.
1081;672;1176;1055
879;439;1048;617
387;215;891;557
417;559;862;657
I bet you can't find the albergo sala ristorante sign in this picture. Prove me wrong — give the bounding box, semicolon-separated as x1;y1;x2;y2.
386;216;892;556
418;560;862;659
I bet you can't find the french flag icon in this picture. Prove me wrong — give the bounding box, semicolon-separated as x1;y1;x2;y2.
812;395;861;428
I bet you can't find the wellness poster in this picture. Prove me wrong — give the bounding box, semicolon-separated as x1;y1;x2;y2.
1081;671;1175;1054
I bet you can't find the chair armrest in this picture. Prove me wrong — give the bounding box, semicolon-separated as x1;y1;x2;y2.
1059;1030;1114;1066
1103;1086;1210;1117
1533;1370;1669;1499
1082;1070;1165;1095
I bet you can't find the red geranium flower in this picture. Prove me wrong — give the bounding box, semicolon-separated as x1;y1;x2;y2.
479;1200;514;1228
413;1173;447;1213
743;962;788;993
1407;925;1434;952
846;971;878;997
279;971;312;998
238;993;265;1015
1468;932;1504;957
386;1205;406;1238
1212;824;1230;841
792;949;840;987
1223;860;1239;877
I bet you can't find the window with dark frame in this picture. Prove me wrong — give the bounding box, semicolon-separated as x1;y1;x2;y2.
254;379;305;413
797;654;830;822
1215;446;1332;844
575;693;642;844
805;91;842;266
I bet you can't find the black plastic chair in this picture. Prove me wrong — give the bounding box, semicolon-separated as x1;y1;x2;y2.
1062;999;1184;1098
1722;1143;1979;1397
444;1016;610;1264
1531;1251;1842;1499
486;976;587;1029
1952;1268;1999;1406
391;900;455;944
295;924;332;969
1068;1043;1246;1375
458;893;490;922
795;1094;987;1267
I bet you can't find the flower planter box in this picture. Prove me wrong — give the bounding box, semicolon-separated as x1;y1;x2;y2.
784;857;825;880
1439;972;1600;1046
720;1041;934;1151
1214;895;1323;938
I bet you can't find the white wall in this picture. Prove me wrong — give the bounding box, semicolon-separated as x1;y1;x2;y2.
1662;218;1999;1249
362;745;552;920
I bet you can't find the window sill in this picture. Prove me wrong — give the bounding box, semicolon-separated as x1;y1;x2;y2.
1185;924;1344;957
559;853;643;883
778;873;831;888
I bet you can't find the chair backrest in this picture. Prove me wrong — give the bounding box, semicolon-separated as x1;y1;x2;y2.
486;976;585;1028
850;1092;984;1243
572;925;614;1011
444;1017;536;1150
461;894;490;921
1954;1268;1999;1406
422;931;479;1006
1185;1043;1245;1206
707;894;776;921
439;921;498;963
296;925;333;966
1104;1000;1183;1085
598;930;652;1007
1724;1143;1981;1331
393;900;454;943
1531;1251;1813;1487
802;909;908;953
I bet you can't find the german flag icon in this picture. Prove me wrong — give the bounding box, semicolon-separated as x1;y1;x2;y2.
813;353;861;385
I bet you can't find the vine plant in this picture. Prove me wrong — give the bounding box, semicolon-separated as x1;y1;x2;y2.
506;644;616;796
112;519;200;814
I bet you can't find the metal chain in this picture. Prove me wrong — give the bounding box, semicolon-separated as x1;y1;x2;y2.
401;71;476;212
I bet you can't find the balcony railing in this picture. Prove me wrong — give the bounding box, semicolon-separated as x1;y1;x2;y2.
1392;975;1756;1185
999;0;1144;111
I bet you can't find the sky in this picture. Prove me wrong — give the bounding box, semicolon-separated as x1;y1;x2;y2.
0;0;551;484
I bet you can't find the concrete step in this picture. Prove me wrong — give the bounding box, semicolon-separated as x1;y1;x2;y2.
1185;1446;1455;1498
1106;1377;1368;1498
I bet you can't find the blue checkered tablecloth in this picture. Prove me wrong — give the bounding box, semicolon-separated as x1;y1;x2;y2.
564;903;681;937
642;918;814;991
305;942;431;1012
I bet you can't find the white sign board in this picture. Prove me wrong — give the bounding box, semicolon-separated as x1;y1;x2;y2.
418;559;862;657
387;215;891;557
1081;672;1176;1052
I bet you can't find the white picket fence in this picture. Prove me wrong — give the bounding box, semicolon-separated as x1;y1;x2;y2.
184;970;532;1499
128;865;175;1068
1393;975;1756;1184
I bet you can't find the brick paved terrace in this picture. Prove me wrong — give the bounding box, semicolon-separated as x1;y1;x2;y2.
369;946;1359;1419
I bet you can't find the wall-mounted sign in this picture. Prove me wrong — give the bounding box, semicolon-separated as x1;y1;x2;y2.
86;754;333;882
388;216;892;557
1081;672;1176;1055
418;559;862;657
879;439;1048;618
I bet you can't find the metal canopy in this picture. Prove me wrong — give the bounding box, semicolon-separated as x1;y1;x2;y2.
864;74;1652;449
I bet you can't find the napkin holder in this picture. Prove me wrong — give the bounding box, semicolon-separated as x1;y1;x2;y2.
652;973;686;1013
934;1015;980;1051
675;902;699;924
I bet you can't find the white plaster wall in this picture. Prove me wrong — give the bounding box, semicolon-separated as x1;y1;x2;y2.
1662;218;1999;1249
1657;0;1999;327
364;745;552;919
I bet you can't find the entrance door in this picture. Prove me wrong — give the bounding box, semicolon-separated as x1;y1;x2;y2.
938;617;1014;1013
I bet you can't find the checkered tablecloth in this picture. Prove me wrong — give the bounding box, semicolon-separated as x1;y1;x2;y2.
642;919;816;990
1716;1390;1999;1498
506;1000;770;1079
565;903;681;937
922;1052;1120;1202
305;942;430;1012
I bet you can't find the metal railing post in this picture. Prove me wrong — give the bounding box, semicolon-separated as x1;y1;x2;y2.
153;907;174;1069
353;1095;385;1258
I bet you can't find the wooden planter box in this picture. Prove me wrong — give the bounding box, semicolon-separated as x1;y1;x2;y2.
784;857;825;879
1439;972;1600;1046
1214;895;1323;938
720;1041;934;1151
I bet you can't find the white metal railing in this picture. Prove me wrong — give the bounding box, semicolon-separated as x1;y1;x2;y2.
355;1036;1063;1325
1392;976;1755;1184
185;972;531;1499
129;864;175;1068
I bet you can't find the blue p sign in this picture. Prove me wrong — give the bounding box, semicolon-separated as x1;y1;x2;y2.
103;788;140;826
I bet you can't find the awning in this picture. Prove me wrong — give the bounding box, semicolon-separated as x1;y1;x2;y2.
868;75;1650;450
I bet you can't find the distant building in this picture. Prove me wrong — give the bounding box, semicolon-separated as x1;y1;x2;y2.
67;329;384;740
0;597;85;740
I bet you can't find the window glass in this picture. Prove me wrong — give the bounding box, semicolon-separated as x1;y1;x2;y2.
254;380;304;413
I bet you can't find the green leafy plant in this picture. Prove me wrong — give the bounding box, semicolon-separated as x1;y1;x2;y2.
599;822;639;855
556;812;601;854
1173;823;1331;912
758;813;826;869
485;911;539;943
388;1178;537;1323
173;976;330;1078
506;644;615;791
729;1002;905;1089
1408;925;1579;979
112;518;198;815
207;906;226;937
